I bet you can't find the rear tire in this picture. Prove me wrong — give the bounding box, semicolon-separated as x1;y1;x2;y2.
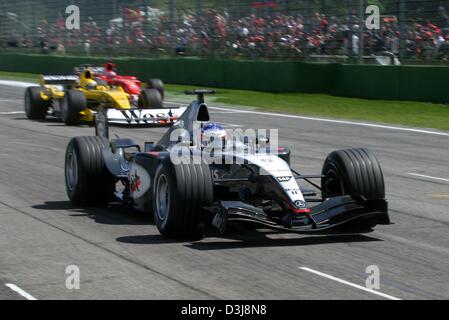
146;79;164;99
65;136;115;206
138;88;163;109
24;86;49;120
153;160;214;239
61;90;87;126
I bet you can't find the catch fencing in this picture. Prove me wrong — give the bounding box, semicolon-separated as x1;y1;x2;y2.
1;0;449;64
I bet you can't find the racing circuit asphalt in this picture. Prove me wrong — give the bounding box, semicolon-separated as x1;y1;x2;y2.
0;83;449;300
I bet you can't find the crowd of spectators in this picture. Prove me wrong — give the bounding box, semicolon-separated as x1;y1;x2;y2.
4;5;449;61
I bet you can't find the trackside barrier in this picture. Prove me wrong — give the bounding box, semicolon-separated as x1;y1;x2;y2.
0;53;448;103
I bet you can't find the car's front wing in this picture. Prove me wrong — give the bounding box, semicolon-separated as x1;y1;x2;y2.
211;196;390;234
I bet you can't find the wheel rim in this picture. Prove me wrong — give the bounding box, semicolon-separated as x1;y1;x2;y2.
65;146;78;191
324;167;345;196
155;174;170;221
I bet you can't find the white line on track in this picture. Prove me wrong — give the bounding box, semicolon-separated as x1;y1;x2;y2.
5;283;37;300
3;79;449;137
299;267;401;300
170;102;449;136
221;122;242;128
408;173;449;183
209;106;449;137
210;110;247;114
0;80;32;88
0;111;25;115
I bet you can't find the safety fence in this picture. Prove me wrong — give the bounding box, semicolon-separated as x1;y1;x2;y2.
1;1;449;64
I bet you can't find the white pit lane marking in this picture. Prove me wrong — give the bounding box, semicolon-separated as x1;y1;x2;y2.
5;283;37;300
299;267;401;300
408;173;449;183
4;79;449;137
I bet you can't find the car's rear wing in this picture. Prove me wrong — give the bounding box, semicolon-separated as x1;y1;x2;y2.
74;65;105;75
94;107;187;139
40;75;79;86
185;89;216;103
106;108;187;125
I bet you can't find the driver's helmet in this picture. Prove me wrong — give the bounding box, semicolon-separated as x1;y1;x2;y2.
201;123;227;150
105;70;117;78
105;63;117;78
84;79;97;90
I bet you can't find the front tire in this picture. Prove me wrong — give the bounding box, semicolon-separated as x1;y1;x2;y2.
24;86;49;120
321;148;385;200
138;88;163;109
65;136;115;206
146;79;165;99
153;161;214;239
61;90;87;126
321;148;385;230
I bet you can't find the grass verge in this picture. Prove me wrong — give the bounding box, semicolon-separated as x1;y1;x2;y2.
1;70;448;131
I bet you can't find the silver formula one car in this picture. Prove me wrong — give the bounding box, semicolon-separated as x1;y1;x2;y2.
64;90;390;239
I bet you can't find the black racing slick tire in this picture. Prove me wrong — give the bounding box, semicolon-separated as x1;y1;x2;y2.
146;79;165;99
65;136;115;206
24;86;49;120
61;90;87;126
138;88;163;109
152;161;214;239
321;148;385;231
321;148;385;200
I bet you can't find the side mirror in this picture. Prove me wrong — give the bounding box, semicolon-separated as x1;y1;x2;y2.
144;142;154;152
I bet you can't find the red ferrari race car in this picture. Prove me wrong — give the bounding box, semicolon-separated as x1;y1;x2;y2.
74;63;164;107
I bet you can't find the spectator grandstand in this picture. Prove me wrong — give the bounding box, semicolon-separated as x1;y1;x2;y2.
1;0;449;63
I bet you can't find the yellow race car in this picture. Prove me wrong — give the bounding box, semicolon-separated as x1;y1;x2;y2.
24;68;183;126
